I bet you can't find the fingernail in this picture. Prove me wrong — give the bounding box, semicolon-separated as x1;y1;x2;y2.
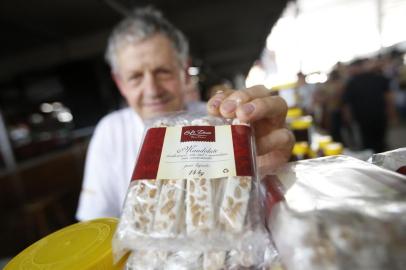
241;103;255;115
209;99;221;109
222;100;236;113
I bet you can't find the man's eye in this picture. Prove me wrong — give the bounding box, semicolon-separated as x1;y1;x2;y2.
128;74;143;85
155;69;173;80
130;74;142;81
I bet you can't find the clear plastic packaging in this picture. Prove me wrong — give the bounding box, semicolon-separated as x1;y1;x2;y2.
263;155;406;270
113;112;269;269
270;199;406;270
270;155;406;212
124;242;279;270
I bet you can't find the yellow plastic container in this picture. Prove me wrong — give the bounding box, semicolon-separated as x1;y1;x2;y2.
290;116;313;143
292;142;309;156
291;142;310;160
324;142;344;156
5;218;126;270
290;116;313;130
316;135;333;157
287;107;303;119
318;135;332;149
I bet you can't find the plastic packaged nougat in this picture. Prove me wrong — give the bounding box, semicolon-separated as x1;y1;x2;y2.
113;112;268;268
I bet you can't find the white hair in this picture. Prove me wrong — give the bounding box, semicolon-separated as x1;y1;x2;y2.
105;7;189;73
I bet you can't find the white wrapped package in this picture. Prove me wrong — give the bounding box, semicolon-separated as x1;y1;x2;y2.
113;112;269;269
273;155;406;212
270;200;406;270
263;155;406;270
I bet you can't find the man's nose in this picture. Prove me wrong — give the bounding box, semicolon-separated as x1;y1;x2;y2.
143;73;160;96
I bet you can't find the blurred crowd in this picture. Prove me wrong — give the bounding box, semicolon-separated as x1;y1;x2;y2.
296;50;406;153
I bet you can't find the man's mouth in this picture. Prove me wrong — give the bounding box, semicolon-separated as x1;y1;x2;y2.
143;96;172;108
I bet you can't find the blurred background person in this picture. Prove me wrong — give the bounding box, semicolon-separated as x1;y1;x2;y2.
342;58;397;153
315;69;345;142
295;72;317;115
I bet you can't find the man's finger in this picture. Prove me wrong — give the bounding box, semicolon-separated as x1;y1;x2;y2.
256;128;295;173
235;95;288;124
217;85;272;118
257;149;291;175
217;91;251;119
222;85;271;103
207;89;234;116
255;128;295;156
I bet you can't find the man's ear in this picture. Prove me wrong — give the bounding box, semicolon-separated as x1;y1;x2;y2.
183;57;192;84
112;72;126;96
184;67;191;84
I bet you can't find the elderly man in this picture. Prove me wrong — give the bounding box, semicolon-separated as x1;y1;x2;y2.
76;7;293;220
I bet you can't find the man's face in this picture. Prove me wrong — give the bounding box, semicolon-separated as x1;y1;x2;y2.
113;34;187;119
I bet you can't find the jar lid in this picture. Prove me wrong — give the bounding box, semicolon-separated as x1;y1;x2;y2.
290;116;313;130
318;135;333;149
292;142;309;155
287;107;303;119
5;218;125;270
324;142;343;156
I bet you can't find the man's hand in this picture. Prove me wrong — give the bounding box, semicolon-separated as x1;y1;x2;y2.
207;85;294;174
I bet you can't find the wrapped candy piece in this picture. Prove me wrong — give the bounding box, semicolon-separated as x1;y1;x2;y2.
153;179;185;236
125;251;168;270
203;252;226;270
219;176;251;231
131;180;161;232
185;178;215;235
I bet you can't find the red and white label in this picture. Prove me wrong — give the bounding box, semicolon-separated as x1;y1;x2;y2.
132;125;253;180
181;126;215;142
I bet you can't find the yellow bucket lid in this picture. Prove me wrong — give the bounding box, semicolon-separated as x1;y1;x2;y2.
5;218;126;270
324;142;343;156
287;107;303;118
292;142;309;155
318;135;333;149
290;116;313;130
